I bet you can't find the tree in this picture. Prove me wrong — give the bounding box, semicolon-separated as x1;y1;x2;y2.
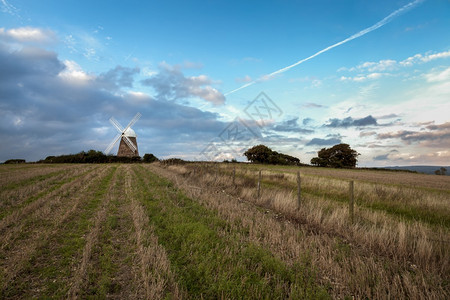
244;145;273;164
143;153;159;163
310;143;360;168
244;145;300;165
435;167;447;175
4;159;26;164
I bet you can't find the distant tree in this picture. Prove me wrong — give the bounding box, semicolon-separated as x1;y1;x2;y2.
4;159;26;164
38;150;143;164
310;143;360;168
143;153;159;163
161;158;186;165
244;145;300;165
84;150;108;163
435;167;447;175
244;145;273;164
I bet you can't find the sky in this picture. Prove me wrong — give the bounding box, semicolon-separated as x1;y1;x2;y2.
0;0;449;166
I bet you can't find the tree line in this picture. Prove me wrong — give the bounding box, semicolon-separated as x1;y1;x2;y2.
244;143;360;168
37;150;159;164
244;145;302;166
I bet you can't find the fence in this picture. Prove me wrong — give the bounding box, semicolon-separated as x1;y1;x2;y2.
184;164;357;225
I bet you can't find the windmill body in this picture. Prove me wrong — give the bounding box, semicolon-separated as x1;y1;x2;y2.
104;113;141;157
118;128;139;157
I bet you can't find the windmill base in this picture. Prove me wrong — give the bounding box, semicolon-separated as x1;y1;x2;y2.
117;137;139;157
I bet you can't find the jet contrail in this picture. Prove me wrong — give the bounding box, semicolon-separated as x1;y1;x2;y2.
225;0;425;96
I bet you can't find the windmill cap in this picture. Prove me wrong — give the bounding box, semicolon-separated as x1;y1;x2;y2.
124;127;137;137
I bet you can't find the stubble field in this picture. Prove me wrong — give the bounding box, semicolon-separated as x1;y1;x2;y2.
0;163;449;299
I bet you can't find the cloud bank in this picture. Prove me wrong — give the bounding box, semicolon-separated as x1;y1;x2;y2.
325;115;378;128
141;62;225;105
0;28;228;161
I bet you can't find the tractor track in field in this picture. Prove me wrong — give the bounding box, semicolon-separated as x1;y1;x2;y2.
150;164;448;299
67;166;117;298
0;165;78;188
0;165;101;243
0;165;97;221
0;166;112;296
127;165;182;299
134;165;330;299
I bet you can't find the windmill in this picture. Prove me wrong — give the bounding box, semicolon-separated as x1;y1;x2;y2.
105;113;141;157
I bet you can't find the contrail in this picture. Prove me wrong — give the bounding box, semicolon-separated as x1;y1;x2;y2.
225;0;425;96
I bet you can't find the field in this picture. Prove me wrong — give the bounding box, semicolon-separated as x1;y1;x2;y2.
0;163;449;299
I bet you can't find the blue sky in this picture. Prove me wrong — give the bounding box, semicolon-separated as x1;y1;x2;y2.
1;0;449;166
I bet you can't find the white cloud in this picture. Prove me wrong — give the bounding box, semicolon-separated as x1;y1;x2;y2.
189;74;211;85
0;27;56;43
340;72;385;82
422;50;450;62
141;62;225;105
400;50;450;66
189;86;224;105
124;91;153;105
399;53;423;66
374;69;450;125
341;50;450;72
358;59;397;72
385;150;450;165
58;60;93;82
425;67;450;82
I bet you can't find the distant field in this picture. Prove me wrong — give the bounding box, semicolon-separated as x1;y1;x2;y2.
0;163;448;299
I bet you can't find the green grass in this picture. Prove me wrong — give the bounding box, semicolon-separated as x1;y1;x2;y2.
0;166;117;298
134;166;330;299
221;168;450;228
230;163;450;194
0;166;99;221
83;170;125;297
0;169;67;191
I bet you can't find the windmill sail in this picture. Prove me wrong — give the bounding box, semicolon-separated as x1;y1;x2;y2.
104;113;141;157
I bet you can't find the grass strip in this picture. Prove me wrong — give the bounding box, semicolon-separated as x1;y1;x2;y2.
82;170;126;297
135;166;330;299
222;164;450;196
0;166;98;221
0;166;117;298
221;168;450;228
1;169;67;191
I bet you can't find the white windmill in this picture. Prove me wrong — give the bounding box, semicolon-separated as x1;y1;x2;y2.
104;113;141;157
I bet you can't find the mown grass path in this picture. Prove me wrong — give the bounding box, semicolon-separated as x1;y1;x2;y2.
134;165;330;299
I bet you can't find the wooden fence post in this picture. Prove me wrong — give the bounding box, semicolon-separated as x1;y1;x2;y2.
349;180;354;224
297;171;301;208
257;170;262;199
